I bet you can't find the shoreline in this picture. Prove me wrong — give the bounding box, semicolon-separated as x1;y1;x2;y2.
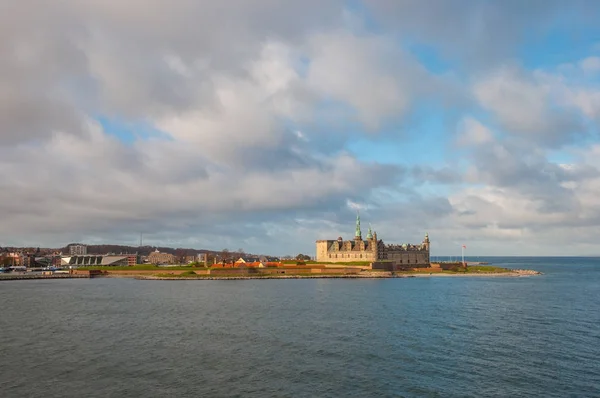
0;269;542;281
135;269;542;280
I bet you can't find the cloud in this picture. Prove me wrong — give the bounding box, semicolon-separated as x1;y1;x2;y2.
0;117;404;249
580;56;600;74
2;0;600;256
472;66;584;147
367;0;600;68
456;117;494;146
305;30;428;129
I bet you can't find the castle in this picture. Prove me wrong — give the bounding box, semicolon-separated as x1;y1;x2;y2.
315;213;430;267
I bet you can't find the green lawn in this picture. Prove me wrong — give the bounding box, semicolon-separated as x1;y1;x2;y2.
465;265;510;273
154;271;205;278
437;266;510;273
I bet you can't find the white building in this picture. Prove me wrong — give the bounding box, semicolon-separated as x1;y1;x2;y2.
69;244;87;256
61;255;131;267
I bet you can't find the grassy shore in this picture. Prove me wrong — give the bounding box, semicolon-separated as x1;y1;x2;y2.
144;266;539;280
78;264;539;280
462;265;511;273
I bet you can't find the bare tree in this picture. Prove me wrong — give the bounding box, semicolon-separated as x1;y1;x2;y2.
220;248;230;264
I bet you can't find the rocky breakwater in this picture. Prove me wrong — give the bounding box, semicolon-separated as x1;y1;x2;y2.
513;269;543;276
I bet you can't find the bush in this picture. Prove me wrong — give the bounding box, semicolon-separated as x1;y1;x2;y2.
181;270;196;276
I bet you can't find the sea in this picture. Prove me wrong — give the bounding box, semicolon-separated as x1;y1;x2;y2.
0;257;599;397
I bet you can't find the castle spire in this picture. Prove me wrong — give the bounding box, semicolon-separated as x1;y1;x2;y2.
355;211;362;239
367;223;373;239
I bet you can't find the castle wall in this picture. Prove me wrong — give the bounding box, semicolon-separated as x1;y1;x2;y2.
385;250;430;267
316;230;430;266
315;241;330;263
316;239;377;263
322;251;377;262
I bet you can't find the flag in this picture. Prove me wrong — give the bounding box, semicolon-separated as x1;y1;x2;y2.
462;245;466;248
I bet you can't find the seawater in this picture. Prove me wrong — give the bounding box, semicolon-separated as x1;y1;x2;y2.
1;257;599;397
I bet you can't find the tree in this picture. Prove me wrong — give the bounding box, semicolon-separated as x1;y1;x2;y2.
296;253;311;261
220;248;230;264
206;253;216;266
237;248;245;258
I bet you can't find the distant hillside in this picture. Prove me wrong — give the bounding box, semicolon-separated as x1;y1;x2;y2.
6;244;274;260
61;244;217;257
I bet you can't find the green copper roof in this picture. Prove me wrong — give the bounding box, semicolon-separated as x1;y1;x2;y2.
355;211;361;237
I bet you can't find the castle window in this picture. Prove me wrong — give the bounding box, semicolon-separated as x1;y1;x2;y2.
360;254;362;258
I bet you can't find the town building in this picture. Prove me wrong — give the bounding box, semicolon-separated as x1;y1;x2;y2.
1;252;23;267
126;254;138;266
315;213;430;266
69;244;87;256
259;256;280;263
147;249;176;265
235;257;260;264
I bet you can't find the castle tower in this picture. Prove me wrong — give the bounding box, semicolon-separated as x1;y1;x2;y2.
423;232;430;265
366;225;373;240
354;211;362;240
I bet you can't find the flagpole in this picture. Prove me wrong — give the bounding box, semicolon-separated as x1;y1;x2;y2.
462;245;465;266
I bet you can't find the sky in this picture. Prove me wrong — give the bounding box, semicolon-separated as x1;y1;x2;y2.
2;0;600;256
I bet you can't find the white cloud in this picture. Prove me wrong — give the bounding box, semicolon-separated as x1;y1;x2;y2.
456;117;494;146
472;66;584;147
580;56;600;74
305;31;424;129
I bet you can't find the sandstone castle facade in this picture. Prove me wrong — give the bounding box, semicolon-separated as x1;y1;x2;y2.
315;213;430;267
